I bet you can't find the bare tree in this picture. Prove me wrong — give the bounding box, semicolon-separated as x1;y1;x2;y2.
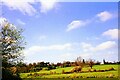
75;56;84;67
86;59;95;69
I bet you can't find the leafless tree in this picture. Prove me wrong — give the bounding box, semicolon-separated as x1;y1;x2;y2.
75;56;84;67
86;59;95;69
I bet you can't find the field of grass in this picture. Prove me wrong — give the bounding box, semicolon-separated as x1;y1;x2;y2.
20;64;119;79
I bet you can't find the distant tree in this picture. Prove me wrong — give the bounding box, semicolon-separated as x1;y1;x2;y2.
28;63;33;68
57;62;62;67
40;62;45;67
63;61;71;67
33;62;37;68
86;59;95;69
82;59;85;64
103;59;106;64
95;61;101;65
75;56;84;67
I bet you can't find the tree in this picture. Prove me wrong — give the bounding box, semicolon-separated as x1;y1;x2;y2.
75;56;84;67
0;19;25;66
103;59;106;64
0;18;25;80
86;59;95;69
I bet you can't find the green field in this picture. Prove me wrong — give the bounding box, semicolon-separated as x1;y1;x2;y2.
20;64;120;79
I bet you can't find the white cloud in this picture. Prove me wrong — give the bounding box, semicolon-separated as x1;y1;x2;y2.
16;19;26;25
81;42;93;52
24;41;117;63
2;0;37;16
66;11;114;32
66;20;89;32
2;0;59;15
102;29;119;39
97;11;112;22
40;0;58;13
24;43;72;55
80;53;92;59
94;41;116;51
81;41;116;52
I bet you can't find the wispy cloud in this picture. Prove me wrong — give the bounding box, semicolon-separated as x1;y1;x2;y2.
81;42;93;52
81;41;116;52
39;0;58;13
102;29;119;39
16;19;26;25
24;41;117;63
94;41;116;51
66;11;114;32
2;0;59;15
66;20;89;32
96;11;112;22
24;43;72;55
2;0;37;16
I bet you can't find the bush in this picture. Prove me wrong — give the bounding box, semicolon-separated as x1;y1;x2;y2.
88;69;91;72
93;69;96;72
89;69;96;72
108;67;115;71
70;66;82;73
53;71;56;74
50;71;53;74
2;68;22;80
97;70;105;72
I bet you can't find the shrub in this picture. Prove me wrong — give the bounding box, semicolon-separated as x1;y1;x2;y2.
88;68;96;72
98;70;105;72
70;66;82;73
88;69;91;72
108;67;115;71
53;71;56;74
50;71;53;74
93;69;96;72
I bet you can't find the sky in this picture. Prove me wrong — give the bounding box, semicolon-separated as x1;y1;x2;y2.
0;0;119;64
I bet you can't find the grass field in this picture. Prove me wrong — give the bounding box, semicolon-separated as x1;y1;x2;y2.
20;64;119;79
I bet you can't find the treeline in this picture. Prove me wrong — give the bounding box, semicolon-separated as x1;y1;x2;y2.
9;57;100;73
9;57;120;74
103;59;120;64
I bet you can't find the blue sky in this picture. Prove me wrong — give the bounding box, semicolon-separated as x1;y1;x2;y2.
0;0;119;64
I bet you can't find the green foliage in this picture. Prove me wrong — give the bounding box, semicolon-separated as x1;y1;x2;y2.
0;19;25;80
0;22;25;65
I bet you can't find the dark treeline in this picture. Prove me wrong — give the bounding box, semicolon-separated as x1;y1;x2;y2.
103;59;120;64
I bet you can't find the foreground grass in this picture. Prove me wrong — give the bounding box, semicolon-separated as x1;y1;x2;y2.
20;64;119;79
